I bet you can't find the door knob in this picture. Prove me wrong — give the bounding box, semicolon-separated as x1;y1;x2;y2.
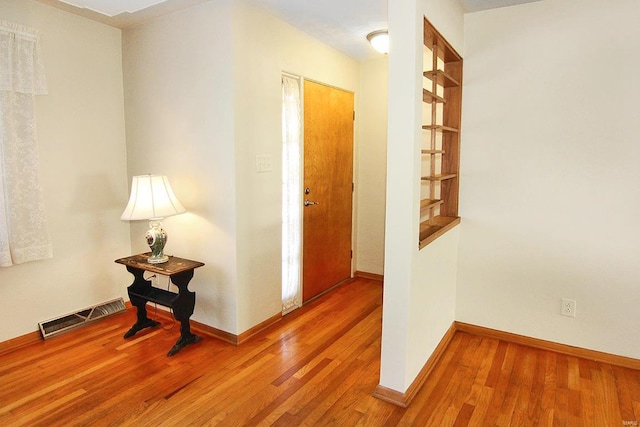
304;199;319;207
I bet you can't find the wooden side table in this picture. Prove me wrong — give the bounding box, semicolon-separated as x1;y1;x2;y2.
115;253;204;356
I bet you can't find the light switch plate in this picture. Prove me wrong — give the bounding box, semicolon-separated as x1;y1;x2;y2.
255;155;273;172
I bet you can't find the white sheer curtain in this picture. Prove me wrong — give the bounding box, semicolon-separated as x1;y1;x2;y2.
281;74;302;314
0;20;52;267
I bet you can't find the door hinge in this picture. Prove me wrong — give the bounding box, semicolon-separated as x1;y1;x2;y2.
350;250;353;259
353;111;355;121
352;182;354;192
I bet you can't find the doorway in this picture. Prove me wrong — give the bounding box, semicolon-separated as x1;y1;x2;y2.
282;77;355;310
301;80;355;302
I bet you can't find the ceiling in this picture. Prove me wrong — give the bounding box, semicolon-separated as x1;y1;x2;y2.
40;0;543;60
462;0;541;13
57;0;169;16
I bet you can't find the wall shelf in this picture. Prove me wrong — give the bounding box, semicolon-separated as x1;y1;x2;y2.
419;216;461;249
419;17;463;249
422;124;459;133
420;198;444;215
423;69;461;88
421;173;457;182
422;89;446;104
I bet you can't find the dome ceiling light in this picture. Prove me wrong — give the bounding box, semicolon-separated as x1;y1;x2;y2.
366;30;389;55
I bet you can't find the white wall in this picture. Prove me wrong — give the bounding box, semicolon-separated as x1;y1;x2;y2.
380;0;464;393
356;57;388;276
458;0;640;359
123;0;360;335
0;1;130;342
232;1;360;333
123;0;240;333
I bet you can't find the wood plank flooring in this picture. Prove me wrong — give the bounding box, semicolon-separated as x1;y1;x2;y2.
1;278;638;426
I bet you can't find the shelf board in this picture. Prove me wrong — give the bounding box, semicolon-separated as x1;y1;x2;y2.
419;216;461;249
421;149;445;155
420;198;443;215
421;173;457;182
422;124;459;133
423;69;460;88
129;287;178;308
422;89;446;104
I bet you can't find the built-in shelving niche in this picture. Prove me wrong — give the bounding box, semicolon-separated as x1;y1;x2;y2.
419;18;463;249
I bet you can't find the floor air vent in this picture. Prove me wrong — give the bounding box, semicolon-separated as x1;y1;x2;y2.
38;297;126;340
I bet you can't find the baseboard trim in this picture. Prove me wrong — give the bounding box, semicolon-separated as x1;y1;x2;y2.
354;271;384;282
0;304;282;353
237;312;283;345
375;320;640;408
454;321;640;371
373;322;457;407
0;331;41;356
148;305;282;346
371;385;408;408
146;306;235;345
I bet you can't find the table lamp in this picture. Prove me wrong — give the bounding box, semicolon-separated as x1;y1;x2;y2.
121;174;186;264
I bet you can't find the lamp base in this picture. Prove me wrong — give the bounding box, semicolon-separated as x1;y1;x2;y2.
145;220;169;264
147;254;169;264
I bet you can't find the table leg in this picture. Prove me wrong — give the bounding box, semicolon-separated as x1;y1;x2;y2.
166;269;201;356
123;266;160;338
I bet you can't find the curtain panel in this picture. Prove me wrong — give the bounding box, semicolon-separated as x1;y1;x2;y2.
281;75;302;313
0;20;52;267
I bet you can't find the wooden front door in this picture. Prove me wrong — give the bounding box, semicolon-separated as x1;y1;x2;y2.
302;80;354;303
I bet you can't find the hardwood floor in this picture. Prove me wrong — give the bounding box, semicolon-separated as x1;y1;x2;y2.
1;278;638;426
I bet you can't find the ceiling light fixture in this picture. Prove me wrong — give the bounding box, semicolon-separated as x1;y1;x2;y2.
366;30;389;54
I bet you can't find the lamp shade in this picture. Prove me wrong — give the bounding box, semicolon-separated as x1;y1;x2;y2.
121;174;186;221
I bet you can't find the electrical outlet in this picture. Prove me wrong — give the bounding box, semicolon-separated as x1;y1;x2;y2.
561;298;576;317
255;155;273;172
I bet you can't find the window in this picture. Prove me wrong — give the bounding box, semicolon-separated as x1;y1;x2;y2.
0;20;52;266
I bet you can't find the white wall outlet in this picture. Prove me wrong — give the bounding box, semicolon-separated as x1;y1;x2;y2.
255;155;273;172
561;298;576;317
